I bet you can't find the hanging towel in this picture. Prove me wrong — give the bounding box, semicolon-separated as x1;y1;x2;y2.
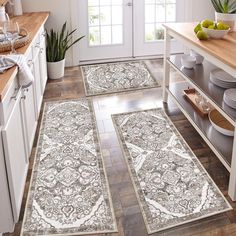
0;54;34;88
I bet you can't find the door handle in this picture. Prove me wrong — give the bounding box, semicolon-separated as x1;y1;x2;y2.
127;2;133;6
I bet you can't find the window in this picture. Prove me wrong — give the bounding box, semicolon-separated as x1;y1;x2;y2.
145;0;176;42
88;0;123;46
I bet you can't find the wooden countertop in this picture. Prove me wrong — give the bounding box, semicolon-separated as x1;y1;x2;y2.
0;12;49;102
163;22;236;70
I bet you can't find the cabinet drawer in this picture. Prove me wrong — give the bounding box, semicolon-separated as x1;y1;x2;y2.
39;26;46;44
32;32;41;60
0;78;20;125
2;89;28;222
25;47;33;67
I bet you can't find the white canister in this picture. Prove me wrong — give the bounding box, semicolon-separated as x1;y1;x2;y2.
0;6;9;21
12;0;23;16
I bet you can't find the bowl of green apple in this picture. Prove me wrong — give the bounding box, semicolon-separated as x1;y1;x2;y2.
201;19;230;39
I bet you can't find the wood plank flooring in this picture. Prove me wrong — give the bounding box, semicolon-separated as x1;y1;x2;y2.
4;59;236;236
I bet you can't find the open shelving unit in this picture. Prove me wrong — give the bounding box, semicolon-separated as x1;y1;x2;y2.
163;22;236;201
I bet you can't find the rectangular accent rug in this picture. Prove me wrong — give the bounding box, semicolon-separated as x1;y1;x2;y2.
112;108;232;234
21;100;117;236
81;61;160;96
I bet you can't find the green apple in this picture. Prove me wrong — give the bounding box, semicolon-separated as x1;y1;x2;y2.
208;25;215;29
217;22;230;30
217;22;226;30
222;23;230;30
201;19;214;28
194;23;202;34
197;30;209;40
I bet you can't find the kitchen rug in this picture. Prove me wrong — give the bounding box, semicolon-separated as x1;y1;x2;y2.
21;100;117;236
81;61;159;96
112;108;232;234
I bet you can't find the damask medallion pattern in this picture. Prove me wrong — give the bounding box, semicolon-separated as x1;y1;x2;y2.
81;61;159;96
112;109;232;234
21;100;117;235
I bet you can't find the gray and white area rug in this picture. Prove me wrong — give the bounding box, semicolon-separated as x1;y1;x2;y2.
81;61;160;96
21;100;117;236
112;109;232;234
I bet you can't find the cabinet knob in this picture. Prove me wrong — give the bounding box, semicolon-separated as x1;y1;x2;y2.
40;48;44;53
27;60;33;66
10;87;20;100
35;43;40;49
21;95;26;100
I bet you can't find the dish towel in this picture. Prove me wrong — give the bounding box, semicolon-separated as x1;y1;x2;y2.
0;55;34;88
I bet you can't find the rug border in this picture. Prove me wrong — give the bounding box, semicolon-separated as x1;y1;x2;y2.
81;60;161;97
111;107;232;234
20;98;118;236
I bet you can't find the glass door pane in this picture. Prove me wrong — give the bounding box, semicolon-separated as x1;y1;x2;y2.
145;0;176;42
77;0;132;62
88;0;123;46
134;0;185;57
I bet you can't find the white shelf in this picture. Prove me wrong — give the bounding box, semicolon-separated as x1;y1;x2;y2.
168;55;236;126
167;81;232;171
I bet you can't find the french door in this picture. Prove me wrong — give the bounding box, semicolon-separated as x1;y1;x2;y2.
74;0;185;63
77;0;133;61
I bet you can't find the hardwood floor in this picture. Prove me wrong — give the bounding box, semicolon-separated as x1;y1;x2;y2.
4;59;236;236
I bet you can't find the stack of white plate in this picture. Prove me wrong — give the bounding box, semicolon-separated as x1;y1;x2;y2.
224;89;236;109
210;69;236;88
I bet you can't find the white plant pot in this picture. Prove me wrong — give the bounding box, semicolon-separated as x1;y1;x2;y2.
215;12;236;32
47;59;65;79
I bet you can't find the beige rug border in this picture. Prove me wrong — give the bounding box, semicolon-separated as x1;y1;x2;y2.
81;60;160;97
21;98;118;236
111;108;232;234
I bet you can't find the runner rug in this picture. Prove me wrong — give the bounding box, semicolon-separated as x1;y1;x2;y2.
81;61;159;96
21;100;117;236
112;108;232;234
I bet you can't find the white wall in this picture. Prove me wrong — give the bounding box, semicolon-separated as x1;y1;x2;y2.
185;0;215;22
192;0;215;21
21;0;73;66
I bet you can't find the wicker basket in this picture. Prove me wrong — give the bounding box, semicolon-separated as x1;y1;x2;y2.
0;28;30;53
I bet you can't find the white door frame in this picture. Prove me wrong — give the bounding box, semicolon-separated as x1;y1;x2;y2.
71;0;133;64
133;0;187;57
70;0;193;66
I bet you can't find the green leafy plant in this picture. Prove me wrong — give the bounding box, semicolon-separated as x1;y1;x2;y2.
211;0;236;13
46;22;85;62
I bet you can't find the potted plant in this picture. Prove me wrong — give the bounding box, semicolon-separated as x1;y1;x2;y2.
46;22;85;79
211;0;236;31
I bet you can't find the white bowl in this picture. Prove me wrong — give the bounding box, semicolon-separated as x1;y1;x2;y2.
181;55;196;69
190;50;204;64
209;109;234;136
202;26;230;39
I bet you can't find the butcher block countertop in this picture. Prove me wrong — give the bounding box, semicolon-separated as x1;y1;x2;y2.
163;22;236;70
0;12;49;102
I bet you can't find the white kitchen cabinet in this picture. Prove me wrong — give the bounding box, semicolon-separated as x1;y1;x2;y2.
0;128;14;233
2;88;28;222
39;30;48;92
0;13;49;234
33;47;43;119
21;85;37;158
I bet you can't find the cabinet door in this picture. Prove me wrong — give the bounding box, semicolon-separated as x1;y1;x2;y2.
21;85;37;158
0;128;14;233
32;55;43;119
39;38;47;93
2;90;28;222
